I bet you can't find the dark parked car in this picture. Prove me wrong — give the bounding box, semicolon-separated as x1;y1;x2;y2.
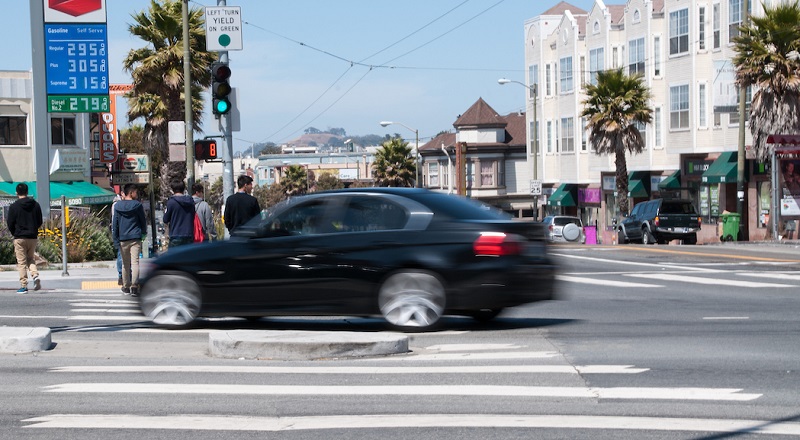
618;198;701;245
138;188;557;331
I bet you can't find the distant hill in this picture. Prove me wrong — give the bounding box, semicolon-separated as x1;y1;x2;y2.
287;133;344;147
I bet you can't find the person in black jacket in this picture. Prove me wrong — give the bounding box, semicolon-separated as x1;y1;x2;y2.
224;175;261;234
6;183;43;294
162;180;195;248
112;184;147;296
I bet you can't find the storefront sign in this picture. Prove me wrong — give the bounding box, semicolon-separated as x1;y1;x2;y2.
684;159;714;176
578;188;601;205
602;175;615;191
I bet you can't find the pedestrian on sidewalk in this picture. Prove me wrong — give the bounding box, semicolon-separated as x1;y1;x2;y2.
163;180;195;248
6;183;43;294
224;175;261;235
111;188;125;285
192;183;216;242
112;184;147;296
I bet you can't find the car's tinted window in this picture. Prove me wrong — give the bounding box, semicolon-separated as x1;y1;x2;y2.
660;201;697;215
269;199;331;235
645;201;660;216
339;196;408;232
412;192;513;220
630;203;643;216
553;217;581;226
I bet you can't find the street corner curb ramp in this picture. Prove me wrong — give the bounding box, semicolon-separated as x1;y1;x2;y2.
208;330;409;360
0;327;52;354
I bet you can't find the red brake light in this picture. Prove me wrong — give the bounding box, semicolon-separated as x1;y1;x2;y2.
654;216;660;227
474;232;523;256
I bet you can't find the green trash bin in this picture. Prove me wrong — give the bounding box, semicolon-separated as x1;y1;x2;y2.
720;212;740;242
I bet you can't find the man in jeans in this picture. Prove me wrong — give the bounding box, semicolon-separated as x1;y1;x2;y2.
6;183;43;294
163;180;195;248
112;184;147;296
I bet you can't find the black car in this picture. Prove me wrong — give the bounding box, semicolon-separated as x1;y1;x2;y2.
138;188;557;331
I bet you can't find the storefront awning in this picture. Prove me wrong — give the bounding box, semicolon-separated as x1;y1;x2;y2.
627;171;650;198
658;170;681;190
702;152;738;184
547;183;577;207
0;181;116;205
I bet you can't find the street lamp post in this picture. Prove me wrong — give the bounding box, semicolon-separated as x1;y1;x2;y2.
499;78;539;220
380;121;420;187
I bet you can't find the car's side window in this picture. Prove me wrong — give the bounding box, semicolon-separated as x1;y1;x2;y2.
630;204;643;217
269;200;331;235
338;196;409;232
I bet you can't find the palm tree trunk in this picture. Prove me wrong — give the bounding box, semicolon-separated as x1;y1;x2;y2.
615;146;629;215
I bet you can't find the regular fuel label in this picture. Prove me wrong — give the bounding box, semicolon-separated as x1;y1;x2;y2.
45;24;109;95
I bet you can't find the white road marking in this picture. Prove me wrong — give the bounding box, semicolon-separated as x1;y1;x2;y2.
362;352;559;361
425;344;522;351
625;273;794;288
68;302;137;307
68;315;146;321
737;272;800;281
50;365;649;375
70;309;140;313
551;253;717;272
557;275;662;288
41;383;761;401
22;414;800;435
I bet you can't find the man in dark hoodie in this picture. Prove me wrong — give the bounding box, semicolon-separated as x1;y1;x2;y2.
162;180;195;248
112;184;147;296
6;183;43;294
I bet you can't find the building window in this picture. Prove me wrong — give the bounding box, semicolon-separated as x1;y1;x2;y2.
428;162;439;188
729;0;744;42
612;47;619;68
441;160;449;187
528;64;538;99
699;6;706;50
669;9;689;55
579;56;586;89
529;121;538;149
589;47;604;85
670;85;690;129
51;117;76;145
561;117;575;153
581;117;588;151
699;83;707;128
634;120;647;148
629;37;645;76
547;120;553;153
545;64;552;96
593;20;600;34
713;3;721;49
654;107;662;147
559;56;573;93
480;161;495;187
654;36;661;76
0;116;27;145
633;9;641;23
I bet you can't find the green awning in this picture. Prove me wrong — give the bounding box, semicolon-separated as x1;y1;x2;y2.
0;181;115;205
627;179;649;197
702;152;738;184
548;184;576;207
658;170;681;189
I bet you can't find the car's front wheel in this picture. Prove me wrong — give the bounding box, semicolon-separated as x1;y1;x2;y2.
139;272;202;328
378;270;445;331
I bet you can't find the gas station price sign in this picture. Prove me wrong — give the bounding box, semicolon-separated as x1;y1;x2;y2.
45;23;109;111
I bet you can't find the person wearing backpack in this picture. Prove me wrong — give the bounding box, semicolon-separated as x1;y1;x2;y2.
162;180;195;249
192;183;216;242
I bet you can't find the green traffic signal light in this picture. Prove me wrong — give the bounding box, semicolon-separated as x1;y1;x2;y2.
214;98;231;114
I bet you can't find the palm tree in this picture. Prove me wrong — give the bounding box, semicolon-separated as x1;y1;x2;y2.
732;1;800;162
123;0;217;200
283;165;310;197
372;137;416;187
581;68;653;215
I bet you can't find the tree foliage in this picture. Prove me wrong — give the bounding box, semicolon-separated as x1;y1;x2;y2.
316;173;345;191
372;137;416;187
123;0;218;201
732;1;800;162
581;68;652;214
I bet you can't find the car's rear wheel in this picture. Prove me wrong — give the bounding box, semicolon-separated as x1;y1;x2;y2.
641;227;655;245
684;234;698;245
378;270;445;331
139;272;202;328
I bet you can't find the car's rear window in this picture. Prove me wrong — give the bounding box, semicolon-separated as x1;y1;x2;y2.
553;217;581;226
660;202;697;214
412;193;513;220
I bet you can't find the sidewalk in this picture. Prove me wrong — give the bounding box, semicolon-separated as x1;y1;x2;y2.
0;260;119;292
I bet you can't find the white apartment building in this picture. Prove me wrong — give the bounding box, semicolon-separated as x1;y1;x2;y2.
524;0;783;243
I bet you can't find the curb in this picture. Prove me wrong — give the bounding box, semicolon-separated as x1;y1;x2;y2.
0;327;52;353
208;330;409;360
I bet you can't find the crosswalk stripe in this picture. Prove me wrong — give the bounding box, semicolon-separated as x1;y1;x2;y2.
557;275;662;288
49;365;649;374
625;273;793;288
41;383;761;401
68;302;137;307
362;351;558;361
21;414;800;435
737;272;800;281
70;309;140;313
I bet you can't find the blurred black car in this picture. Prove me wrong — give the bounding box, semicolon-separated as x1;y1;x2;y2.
138;188;557;331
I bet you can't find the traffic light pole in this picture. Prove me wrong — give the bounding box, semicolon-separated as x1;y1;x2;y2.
183;0;194;188
217;0;234;203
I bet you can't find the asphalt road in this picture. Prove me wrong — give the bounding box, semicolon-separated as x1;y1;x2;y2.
1;242;799;439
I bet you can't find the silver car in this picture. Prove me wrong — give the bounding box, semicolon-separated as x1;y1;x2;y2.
542;215;585;244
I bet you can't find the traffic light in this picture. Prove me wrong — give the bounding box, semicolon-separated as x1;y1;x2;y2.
211;62;232;116
194;139;218;160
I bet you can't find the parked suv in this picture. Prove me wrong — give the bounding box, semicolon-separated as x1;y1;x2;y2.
542;216;585;244
618;199;701;245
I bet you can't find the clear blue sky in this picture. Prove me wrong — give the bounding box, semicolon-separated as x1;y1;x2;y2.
6;0;597;149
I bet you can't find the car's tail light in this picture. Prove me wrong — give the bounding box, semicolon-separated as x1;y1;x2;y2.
548;224;554;232
654;216;660;227
698;216;702;227
474;232;523;256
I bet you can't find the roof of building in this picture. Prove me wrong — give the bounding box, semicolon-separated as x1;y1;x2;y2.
421;99;526;152
542;1;588;16
608;5;625;24
453;98;506;128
